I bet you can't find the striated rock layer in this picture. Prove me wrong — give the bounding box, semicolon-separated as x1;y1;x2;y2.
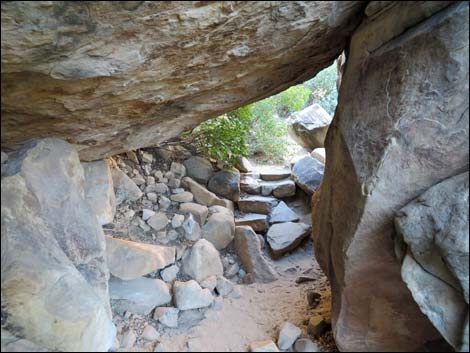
312;1;469;351
1;1;365;161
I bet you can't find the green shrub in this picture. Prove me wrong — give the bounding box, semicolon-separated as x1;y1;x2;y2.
303;62;338;116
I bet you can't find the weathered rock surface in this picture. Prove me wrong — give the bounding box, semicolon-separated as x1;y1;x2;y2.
235;213;268;232
82;160;116;225
249;340;280;352
291;156;324;194
277;322;302;350
1;138;115;351
154;307;180;328
310;148;326;164
288;104;332;150
184;157;214;185
109;277;171;315
202;212;235;250
236;157;253;173
267;222;311;258
208;170;240;201
259;167;291;182
240;176;262;195
179;202;209;225
395;172;469;351
234;226;278;283
173;280;214;311
0;329;49;352
312;2;469;351
170;191;194;203
106;236;175;280
238;196;279;215
111;167;143;204
1;2;365;160
147;212;170;232
182;213;202;241
260;179;296;198
182;239;224;282
270;201;300;224
183;177;233;209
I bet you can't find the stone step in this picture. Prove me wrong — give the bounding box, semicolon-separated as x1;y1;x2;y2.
269;201;300;224
235;213;268;232
258;167;291;181
267;222;311;258
237;195;279;214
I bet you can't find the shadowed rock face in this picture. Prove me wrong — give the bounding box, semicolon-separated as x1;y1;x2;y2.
1;1;365;161
312;1;469;351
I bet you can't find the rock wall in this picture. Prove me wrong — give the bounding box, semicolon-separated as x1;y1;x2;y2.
312;1;469;351
1;1;365;161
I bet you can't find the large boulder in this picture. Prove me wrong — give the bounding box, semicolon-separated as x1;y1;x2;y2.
183;177;234;209
312;2;469;351
1;138;115;352
208;170;240;201
234;226;277;283
182;239;224;282
395;172;469;352
202;212;235;250
184;157;215;186
288;104;332;150
82;160;116;225
106;236;175;280
1;2;365;160
291;156;324;195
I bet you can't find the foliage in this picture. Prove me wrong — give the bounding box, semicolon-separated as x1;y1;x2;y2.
303;62;338;116
186;62;338;166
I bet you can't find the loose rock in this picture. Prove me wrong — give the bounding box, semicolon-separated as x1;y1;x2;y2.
161;264;179;282
292;156;324;195
154;307;179;328
184;156;214;185
173;280;214;310
179;202;209;225
278;322;302;350
202;212;235;250
238;196;279;214
142;324;160;341
235;213;268;232
249;340;280;352
294;338;320;352
269;201;300;224
182;213;202;241
170;191;194;203
267;222;311;258
183;239;224;282
147;212;169;232
208;170;241;201
112;167;143;204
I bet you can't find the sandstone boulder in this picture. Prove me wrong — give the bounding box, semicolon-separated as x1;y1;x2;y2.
1;2;364;160
208;170;240;201
267;222;311;258
234;226;277;283
182;239;224;282
1;138;115;352
312;2;469;351
109;277;171;315
291;156;324;195
82;160;116;225
288;104;332;150
106;236;175;280
202;212;235;250
395;172;469;351
111;167;143;204
184;156;214;185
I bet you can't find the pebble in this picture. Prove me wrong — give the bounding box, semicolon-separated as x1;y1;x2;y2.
161;264;179;282
142;324;160;341
142;209;156;221
147;192;158;202
172;214;185;228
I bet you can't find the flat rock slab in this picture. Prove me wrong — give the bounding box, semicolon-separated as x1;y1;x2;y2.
269;201;300;224
259;167;292;181
234;226;278;283
109;277;172;315
267;222;311;258
106;236;175;280
82;160;116;225
235;213;268;232
238;196;279;215
292;156;324;194
260;179;296;198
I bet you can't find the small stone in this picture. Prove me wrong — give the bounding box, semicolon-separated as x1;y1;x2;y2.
235;213;267;232
159;195;171;210
147;212;169;231
154;307;179;328
141;151;153;164
172;214;185;228
142;209;156;221
215;276;234;296
307;291;321;308
171;191;194;203
173;280;214;310
154;170;163;180
173;187;185;194
161;264;179;282
294;338;320;352
142;324;159;341
270;201;300;224
170;162;186;178
125;151;139;164
307;317;330;338
147;192;158;202
125;209;135;219
132;175;146;186
225;263;240;278
200;275;217;291
146;176;156;185
167;229;179;241
120;329;137;348
160;177;169;183
146;183;169;194
168;177;181;189
249;340;279;352
112;167;143;204
182;213;202;241
278;322;302;350
236;156;252;173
